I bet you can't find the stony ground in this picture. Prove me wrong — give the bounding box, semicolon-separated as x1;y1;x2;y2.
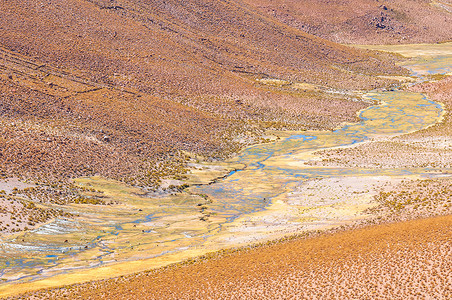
0;0;406;188
1;1;452;298
244;0;452;44
10;52;452;300
0;0;410;236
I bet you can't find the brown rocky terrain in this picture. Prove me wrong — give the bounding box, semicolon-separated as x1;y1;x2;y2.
13;57;451;300
1;1;452;298
243;0;452;44
0;0;406;188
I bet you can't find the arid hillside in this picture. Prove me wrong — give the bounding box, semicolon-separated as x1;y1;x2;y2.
243;0;452;44
0;0;405;185
1;1;452;298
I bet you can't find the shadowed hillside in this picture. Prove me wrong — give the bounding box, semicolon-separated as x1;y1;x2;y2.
243;0;452;44
0;0;405;185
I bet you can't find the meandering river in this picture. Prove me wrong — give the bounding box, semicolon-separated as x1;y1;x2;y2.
0;43;451;293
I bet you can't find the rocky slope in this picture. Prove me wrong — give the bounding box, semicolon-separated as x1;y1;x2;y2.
0;0;405;186
243;0;452;44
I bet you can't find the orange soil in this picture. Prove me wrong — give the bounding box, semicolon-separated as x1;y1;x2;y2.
15;215;452;299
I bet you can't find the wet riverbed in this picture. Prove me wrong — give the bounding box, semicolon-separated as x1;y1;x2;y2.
0;43;451;291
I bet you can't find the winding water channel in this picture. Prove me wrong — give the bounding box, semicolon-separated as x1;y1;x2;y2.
1;43;451;291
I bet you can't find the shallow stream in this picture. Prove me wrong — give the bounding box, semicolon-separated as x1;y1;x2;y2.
0;43;451;291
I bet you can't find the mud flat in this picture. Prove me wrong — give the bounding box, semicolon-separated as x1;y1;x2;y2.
1;43;452;297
